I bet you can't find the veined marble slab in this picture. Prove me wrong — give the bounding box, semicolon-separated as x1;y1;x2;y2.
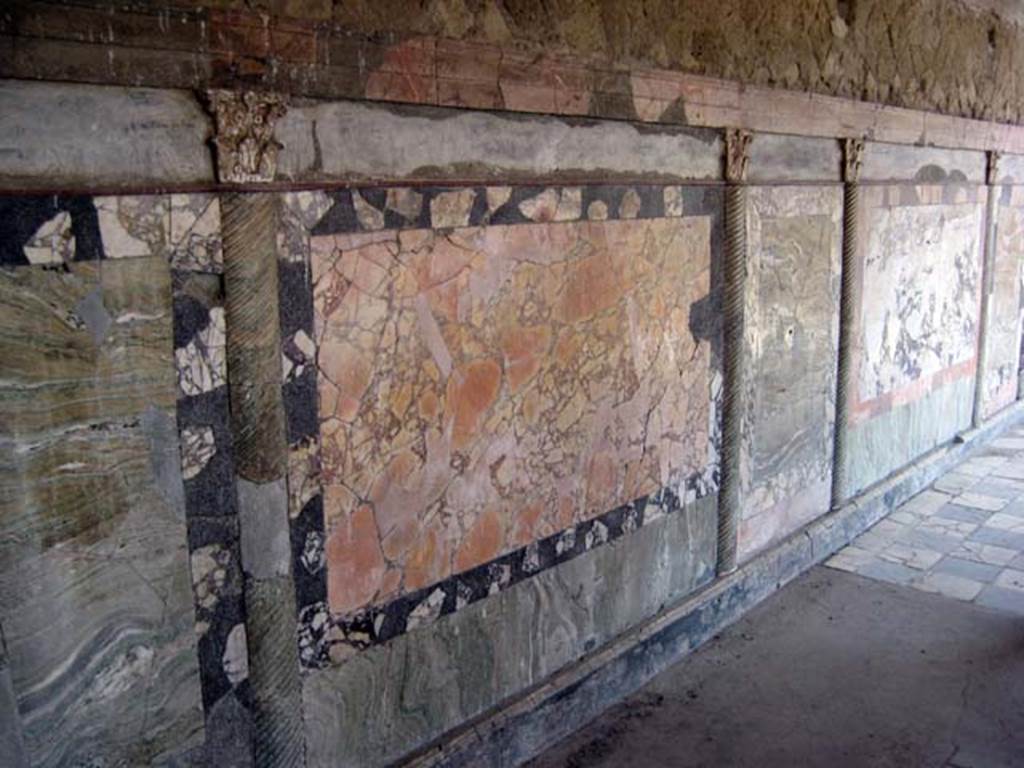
739;186;842;559
0;257;203;766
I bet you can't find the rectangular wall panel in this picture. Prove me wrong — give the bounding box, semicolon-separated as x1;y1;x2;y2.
846;184;985;495
980;186;1024;418
0;197;205;766
282;184;723;658
739;186;842;559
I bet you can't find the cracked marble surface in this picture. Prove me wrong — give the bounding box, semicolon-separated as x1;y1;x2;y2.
313;213;716;616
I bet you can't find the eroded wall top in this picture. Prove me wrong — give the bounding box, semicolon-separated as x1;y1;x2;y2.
7;0;1024;124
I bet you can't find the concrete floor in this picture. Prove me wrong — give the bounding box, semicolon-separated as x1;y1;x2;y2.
527;566;1024;768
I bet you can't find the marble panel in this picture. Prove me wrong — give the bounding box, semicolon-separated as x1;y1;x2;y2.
981;190;1024;418
846;185;985;493
302;495;716;768
0;257;203;766
739;186;842;558
313;213;716;619
855;187;984;414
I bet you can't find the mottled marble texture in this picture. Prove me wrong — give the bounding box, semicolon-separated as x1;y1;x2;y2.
302;495;717;768
981;190;1024;419
0;257;203;766
0;193;222;272
739;187;842;559
172;268;254;760
846;185;985;494
312;214;715;617
855;186;984;415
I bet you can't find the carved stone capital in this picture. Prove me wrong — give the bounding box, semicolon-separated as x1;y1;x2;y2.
725;128;752;184
842;138;865;184
987;150;1002;186
207;90;288;184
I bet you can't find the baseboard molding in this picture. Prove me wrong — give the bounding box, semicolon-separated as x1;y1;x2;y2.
401;400;1024;768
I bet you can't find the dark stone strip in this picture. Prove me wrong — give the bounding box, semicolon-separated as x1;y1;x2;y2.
0;194;103;266
311;183;699;237
171;268;255;765
277;242;329;672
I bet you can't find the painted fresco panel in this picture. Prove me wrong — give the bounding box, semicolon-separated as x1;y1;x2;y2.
313;214;715;616
846;185;984;494
981;190;1024;418
739;186;842;559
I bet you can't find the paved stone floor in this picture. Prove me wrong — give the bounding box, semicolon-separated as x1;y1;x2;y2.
529;431;1024;768
826;430;1024;614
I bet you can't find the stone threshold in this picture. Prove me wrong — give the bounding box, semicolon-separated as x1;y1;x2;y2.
400;399;1024;768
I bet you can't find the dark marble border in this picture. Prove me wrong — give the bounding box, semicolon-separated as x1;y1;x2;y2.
280;182;725;668
278;249;329;669
315;480;711;668
309;182;706;238
171;267;255;757
0;194;103;265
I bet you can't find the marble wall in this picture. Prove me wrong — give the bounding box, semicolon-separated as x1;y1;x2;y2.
739;186;842;559
0;195;206;766
0;131;1020;768
275;184;723;666
980;186;1024;419
845;185;986;495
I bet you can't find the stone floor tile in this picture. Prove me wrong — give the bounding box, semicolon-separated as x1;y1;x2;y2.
990;437;1024;451
993;568;1024;592
888;509;923;526
901;527;967;554
824;546;877;574
956;458;1006;478
968;526;1024;550
931;504;992;525
990;462;1024;481
931;472;979;495
997;500;1024;519
952;541;1019;566
900;489;953;516
982;512;1024;533
975;584;1024;615
857;559;919;586
915;571;985;601
915;517;979;539
963;478;1024;500
954;492;1009;512
878;543;943;571
932;556;1003;583
852;520;911;552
